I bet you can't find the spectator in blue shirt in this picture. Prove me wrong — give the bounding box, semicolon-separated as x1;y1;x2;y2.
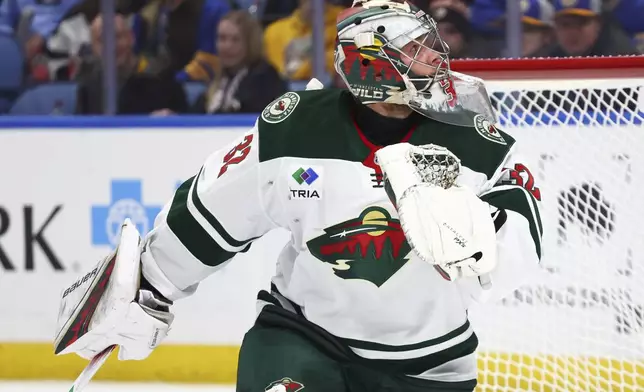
609;0;644;37
609;0;644;53
0;0;80;61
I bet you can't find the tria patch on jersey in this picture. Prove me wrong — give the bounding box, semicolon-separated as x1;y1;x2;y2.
289;165;323;200
473;114;506;145
262;92;300;123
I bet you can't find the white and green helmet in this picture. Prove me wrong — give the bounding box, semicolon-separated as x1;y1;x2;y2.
334;0;497;126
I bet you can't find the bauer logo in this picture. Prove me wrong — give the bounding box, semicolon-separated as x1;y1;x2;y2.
91;180;162;247
289;166;323;200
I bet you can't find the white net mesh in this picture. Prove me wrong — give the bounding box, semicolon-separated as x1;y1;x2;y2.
464;62;644;391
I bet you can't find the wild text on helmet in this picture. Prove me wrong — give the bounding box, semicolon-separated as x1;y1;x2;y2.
351;87;384;99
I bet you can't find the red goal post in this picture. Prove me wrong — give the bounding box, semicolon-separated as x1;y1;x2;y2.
451;55;644;80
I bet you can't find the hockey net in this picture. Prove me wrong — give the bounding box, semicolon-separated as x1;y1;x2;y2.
451;56;644;392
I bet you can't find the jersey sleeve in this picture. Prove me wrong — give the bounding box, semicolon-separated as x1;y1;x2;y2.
458;143;544;305
140;122;283;301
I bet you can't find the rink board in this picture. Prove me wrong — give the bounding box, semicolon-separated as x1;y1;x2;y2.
1;343;643;391
1;116;644;391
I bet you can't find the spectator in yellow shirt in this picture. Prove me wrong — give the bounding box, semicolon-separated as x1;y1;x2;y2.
263;0;343;81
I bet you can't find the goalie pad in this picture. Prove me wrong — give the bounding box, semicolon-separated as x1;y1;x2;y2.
54;219;173;361
376;143;498;281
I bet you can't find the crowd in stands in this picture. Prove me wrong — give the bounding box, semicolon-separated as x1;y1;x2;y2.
0;0;641;115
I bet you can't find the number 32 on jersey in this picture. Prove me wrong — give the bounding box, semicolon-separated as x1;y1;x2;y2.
218;134;254;178
505;163;541;201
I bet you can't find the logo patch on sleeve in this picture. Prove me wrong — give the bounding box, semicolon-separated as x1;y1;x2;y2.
261;92;300;123
265;377;304;392
473;114;506;145
289;165;323;200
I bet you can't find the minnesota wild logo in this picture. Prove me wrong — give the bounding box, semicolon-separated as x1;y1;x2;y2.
307;207;412;287
261;92;300;124
265;377;304;392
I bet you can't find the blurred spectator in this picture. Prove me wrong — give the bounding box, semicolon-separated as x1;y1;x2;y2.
521;0;555;57
39;0;145;81
59;0;232;83
428;0;473;58
193;10;287;113
264;0;343;81
608;0;644;37
75;14;187;114
549;0;638;57
0;0;80;51
136;0;232;82
261;0;298;27
0;0;81;73
636;33;644;53
608;0;644;53
59;0;144;24
465;0;505;58
427;0;471;14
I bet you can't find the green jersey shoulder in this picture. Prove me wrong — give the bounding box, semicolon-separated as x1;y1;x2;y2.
410;113;515;179
256;88;515;178
257;88;358;163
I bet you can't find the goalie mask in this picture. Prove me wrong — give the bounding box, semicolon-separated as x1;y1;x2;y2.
334;0;497;126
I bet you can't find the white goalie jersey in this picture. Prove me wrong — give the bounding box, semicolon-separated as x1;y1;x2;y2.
140;89;543;382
